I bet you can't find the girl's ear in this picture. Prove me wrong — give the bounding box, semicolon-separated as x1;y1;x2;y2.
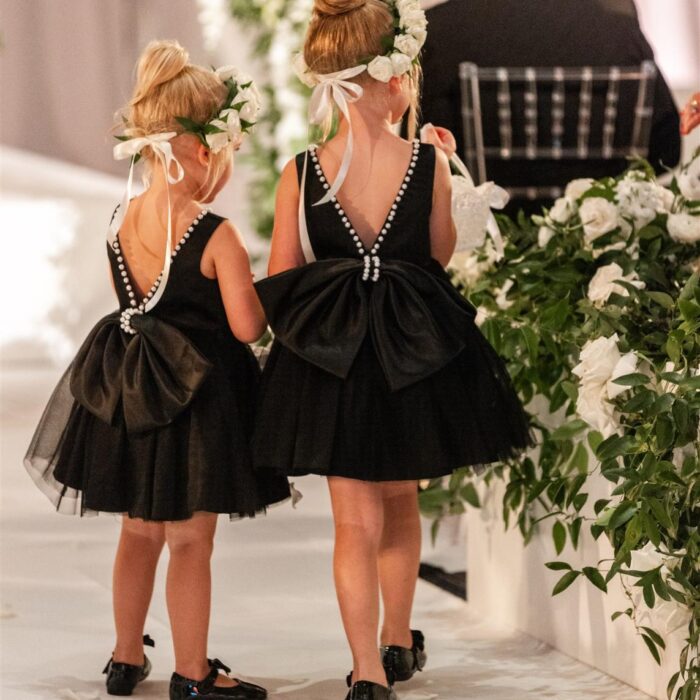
388;76;403;95
197;143;210;166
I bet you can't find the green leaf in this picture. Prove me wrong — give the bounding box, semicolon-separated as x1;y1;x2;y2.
642;627;666;649
583;567;608;592
641;634;662;665
460;482;481;509
552;521;567;555
646;291;675;309
607;502;639;530
643;583;656;608
596;435;637;461
545;561;572;571
666;335;681;364
611;373;650;387
552;570;580;595
550;419;588;441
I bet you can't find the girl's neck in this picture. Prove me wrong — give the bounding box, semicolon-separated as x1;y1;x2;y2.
335;101;396;143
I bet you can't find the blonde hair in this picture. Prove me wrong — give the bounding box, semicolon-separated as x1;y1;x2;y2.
117;40;231;200
304;0;421;138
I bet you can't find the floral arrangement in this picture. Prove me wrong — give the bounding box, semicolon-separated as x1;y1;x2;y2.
420;150;700;698
293;0;427;85
176;66;262;153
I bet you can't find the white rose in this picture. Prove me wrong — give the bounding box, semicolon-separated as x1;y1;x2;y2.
587;262;645;308
215;65;240;81
655;184;675;214
394;33;422;59
236;87;261;123
400;8;428;30
565;178;594;201
367;55;394;83
616;176;663;229
397;0;420;13
580;197;619;243
205;129;230;153
293;52;316;88
538;226;555;247
549;196;576;224
410;27;428;46
572;333;638;437
678;155;700;201
667;212;700;244
219;109;242;136
390;52;413;77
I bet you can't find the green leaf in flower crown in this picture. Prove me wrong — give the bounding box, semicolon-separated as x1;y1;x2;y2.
175;116;203;132
611;372;650;387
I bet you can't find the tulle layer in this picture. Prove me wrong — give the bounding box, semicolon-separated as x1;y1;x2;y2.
25;345;291;521
252;327;533;482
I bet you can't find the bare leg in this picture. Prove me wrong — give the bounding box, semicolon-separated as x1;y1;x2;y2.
328;477;388;687
378;481;421;648
164;513;236;688
112;517;165;665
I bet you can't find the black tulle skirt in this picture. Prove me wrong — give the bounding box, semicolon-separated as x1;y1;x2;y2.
25;342;291;521
252;327;533;482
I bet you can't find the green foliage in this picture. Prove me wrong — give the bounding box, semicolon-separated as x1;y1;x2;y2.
419;161;700;698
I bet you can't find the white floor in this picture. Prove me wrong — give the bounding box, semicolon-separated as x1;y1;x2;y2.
0;367;650;700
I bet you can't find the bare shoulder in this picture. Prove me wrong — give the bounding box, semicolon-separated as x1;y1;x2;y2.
207;218;248;255
432;145;451;179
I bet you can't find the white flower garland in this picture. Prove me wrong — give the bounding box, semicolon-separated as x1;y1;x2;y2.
294;0;428;86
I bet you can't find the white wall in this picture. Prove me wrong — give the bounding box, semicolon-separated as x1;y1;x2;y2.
466;476;686;699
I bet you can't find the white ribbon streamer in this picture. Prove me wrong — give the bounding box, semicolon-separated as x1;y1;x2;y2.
297;66;367;263
110;133;185;312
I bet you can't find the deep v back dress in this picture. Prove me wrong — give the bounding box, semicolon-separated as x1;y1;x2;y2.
25;208;290;519
252;141;532;481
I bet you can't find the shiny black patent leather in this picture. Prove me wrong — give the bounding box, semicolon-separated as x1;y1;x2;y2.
381;629;427;683
345;681;398;700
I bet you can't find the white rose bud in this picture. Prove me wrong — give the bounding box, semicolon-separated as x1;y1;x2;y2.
293;52;316;88
394;33;421;59
579;197;620;242
565;178;594;201
390;52;413;77
215;65;240;82
587;262;645;308
549;196;576;224
367;55;394;83
667;212;700;244
205;130;230;154
538;226;555;247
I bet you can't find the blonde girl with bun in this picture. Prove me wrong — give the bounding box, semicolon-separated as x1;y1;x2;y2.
252;1;532;699
24;40;290;700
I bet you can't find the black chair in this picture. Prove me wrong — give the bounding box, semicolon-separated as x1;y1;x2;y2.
459;60;658;201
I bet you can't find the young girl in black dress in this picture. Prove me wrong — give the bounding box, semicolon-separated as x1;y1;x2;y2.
24;40;289;700
252;2;532;699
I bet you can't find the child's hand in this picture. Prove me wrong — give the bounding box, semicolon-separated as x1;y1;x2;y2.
420;123;458;159
680;93;700;136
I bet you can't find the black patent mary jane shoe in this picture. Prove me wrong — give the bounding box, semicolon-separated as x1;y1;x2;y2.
103;634;155;696
345;681;397;700
169;658;267;700
381;630;427;683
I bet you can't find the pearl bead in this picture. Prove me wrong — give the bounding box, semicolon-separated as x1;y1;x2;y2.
118;264;124;270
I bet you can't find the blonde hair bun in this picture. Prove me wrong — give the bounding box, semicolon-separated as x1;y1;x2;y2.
314;0;368;16
132;40;190;105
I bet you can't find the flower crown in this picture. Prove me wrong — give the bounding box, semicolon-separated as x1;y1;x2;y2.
115;66;262;157
294;0;428;85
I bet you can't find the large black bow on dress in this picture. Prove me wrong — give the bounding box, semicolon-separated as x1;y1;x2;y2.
69;311;212;432
255;258;476;392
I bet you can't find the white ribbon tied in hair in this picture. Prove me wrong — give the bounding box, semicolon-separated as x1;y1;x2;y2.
307;65;367;206
110;132;186;312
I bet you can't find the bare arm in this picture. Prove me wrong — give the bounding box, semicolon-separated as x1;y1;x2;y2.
202;221;267;344
429;146;457;267
268;158;306;276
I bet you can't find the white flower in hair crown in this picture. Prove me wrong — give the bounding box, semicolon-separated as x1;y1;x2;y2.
293;0;428;86
176;66;262;153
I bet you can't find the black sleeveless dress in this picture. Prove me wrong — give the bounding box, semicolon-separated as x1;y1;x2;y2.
252;142;533;481
25;209;291;520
